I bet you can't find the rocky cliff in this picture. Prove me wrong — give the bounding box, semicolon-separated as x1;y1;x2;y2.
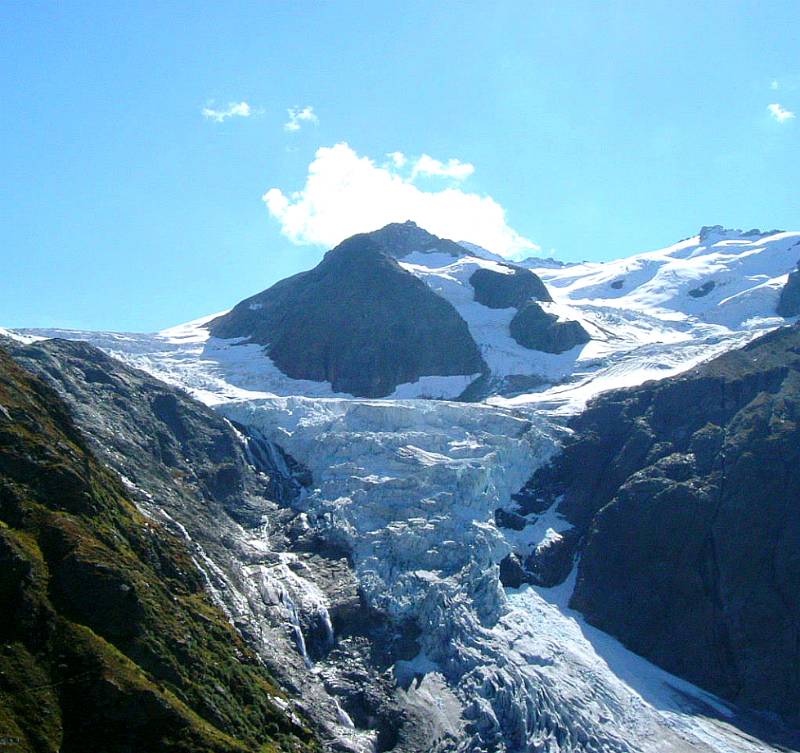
8;337;457;752
777;261;800;317
509;323;800;724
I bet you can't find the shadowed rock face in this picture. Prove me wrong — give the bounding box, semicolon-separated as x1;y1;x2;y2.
777;261;800;317
469;266;552;309
509;302;591;354
510;324;800;725
209;231;485;398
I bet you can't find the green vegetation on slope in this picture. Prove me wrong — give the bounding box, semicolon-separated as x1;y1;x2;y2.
0;347;318;753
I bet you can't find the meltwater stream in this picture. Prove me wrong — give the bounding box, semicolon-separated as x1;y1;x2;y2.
221;396;783;753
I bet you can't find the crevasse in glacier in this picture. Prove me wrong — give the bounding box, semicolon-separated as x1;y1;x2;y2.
220;396;780;753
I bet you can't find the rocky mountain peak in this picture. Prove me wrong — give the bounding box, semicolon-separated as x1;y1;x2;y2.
208;227;485;398
358;220;469;259
698;225;783;243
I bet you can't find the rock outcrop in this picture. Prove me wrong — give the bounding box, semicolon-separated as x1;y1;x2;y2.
688;280;716;298
777;261;800;317
509;302;591;354
469;266;552;308
466;261;591;355
510;323;800;724
209;231;485;398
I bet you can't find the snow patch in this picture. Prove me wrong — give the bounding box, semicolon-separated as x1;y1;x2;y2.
388;373;481;399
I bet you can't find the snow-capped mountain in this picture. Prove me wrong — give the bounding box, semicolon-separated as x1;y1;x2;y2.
13;222;799;409
206;228;485;398
6;222;800;753
400;223;800;408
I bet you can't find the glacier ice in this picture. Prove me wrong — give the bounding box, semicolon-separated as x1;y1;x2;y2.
218;396;785;753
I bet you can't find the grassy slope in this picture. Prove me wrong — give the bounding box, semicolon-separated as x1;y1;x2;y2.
0;347;318;753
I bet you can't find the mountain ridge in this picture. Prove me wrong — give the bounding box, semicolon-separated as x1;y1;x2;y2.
10;223;800;406
208;229;486;398
0;344;319;753
505;322;800;725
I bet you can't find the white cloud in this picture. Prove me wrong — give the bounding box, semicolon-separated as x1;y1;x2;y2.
410;154;475;181
202;101;252;122
263;142;538;258
386;151;407;168
768;103;795;123
770;80;780;90
383;152;474;180
284;106;319;132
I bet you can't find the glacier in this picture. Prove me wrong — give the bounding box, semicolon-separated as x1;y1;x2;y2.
215;395;786;753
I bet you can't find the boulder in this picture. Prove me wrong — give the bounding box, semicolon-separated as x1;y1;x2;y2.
469;266;552;309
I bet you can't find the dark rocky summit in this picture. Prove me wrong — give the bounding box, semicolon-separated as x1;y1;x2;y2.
506;324;800;724
469;266;552;309
0;345;317;753
509;302;591;354
209;230;485;398
358;219;469;260
777;260;800;317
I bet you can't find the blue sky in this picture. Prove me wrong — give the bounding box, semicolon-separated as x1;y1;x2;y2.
2;1;798;331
